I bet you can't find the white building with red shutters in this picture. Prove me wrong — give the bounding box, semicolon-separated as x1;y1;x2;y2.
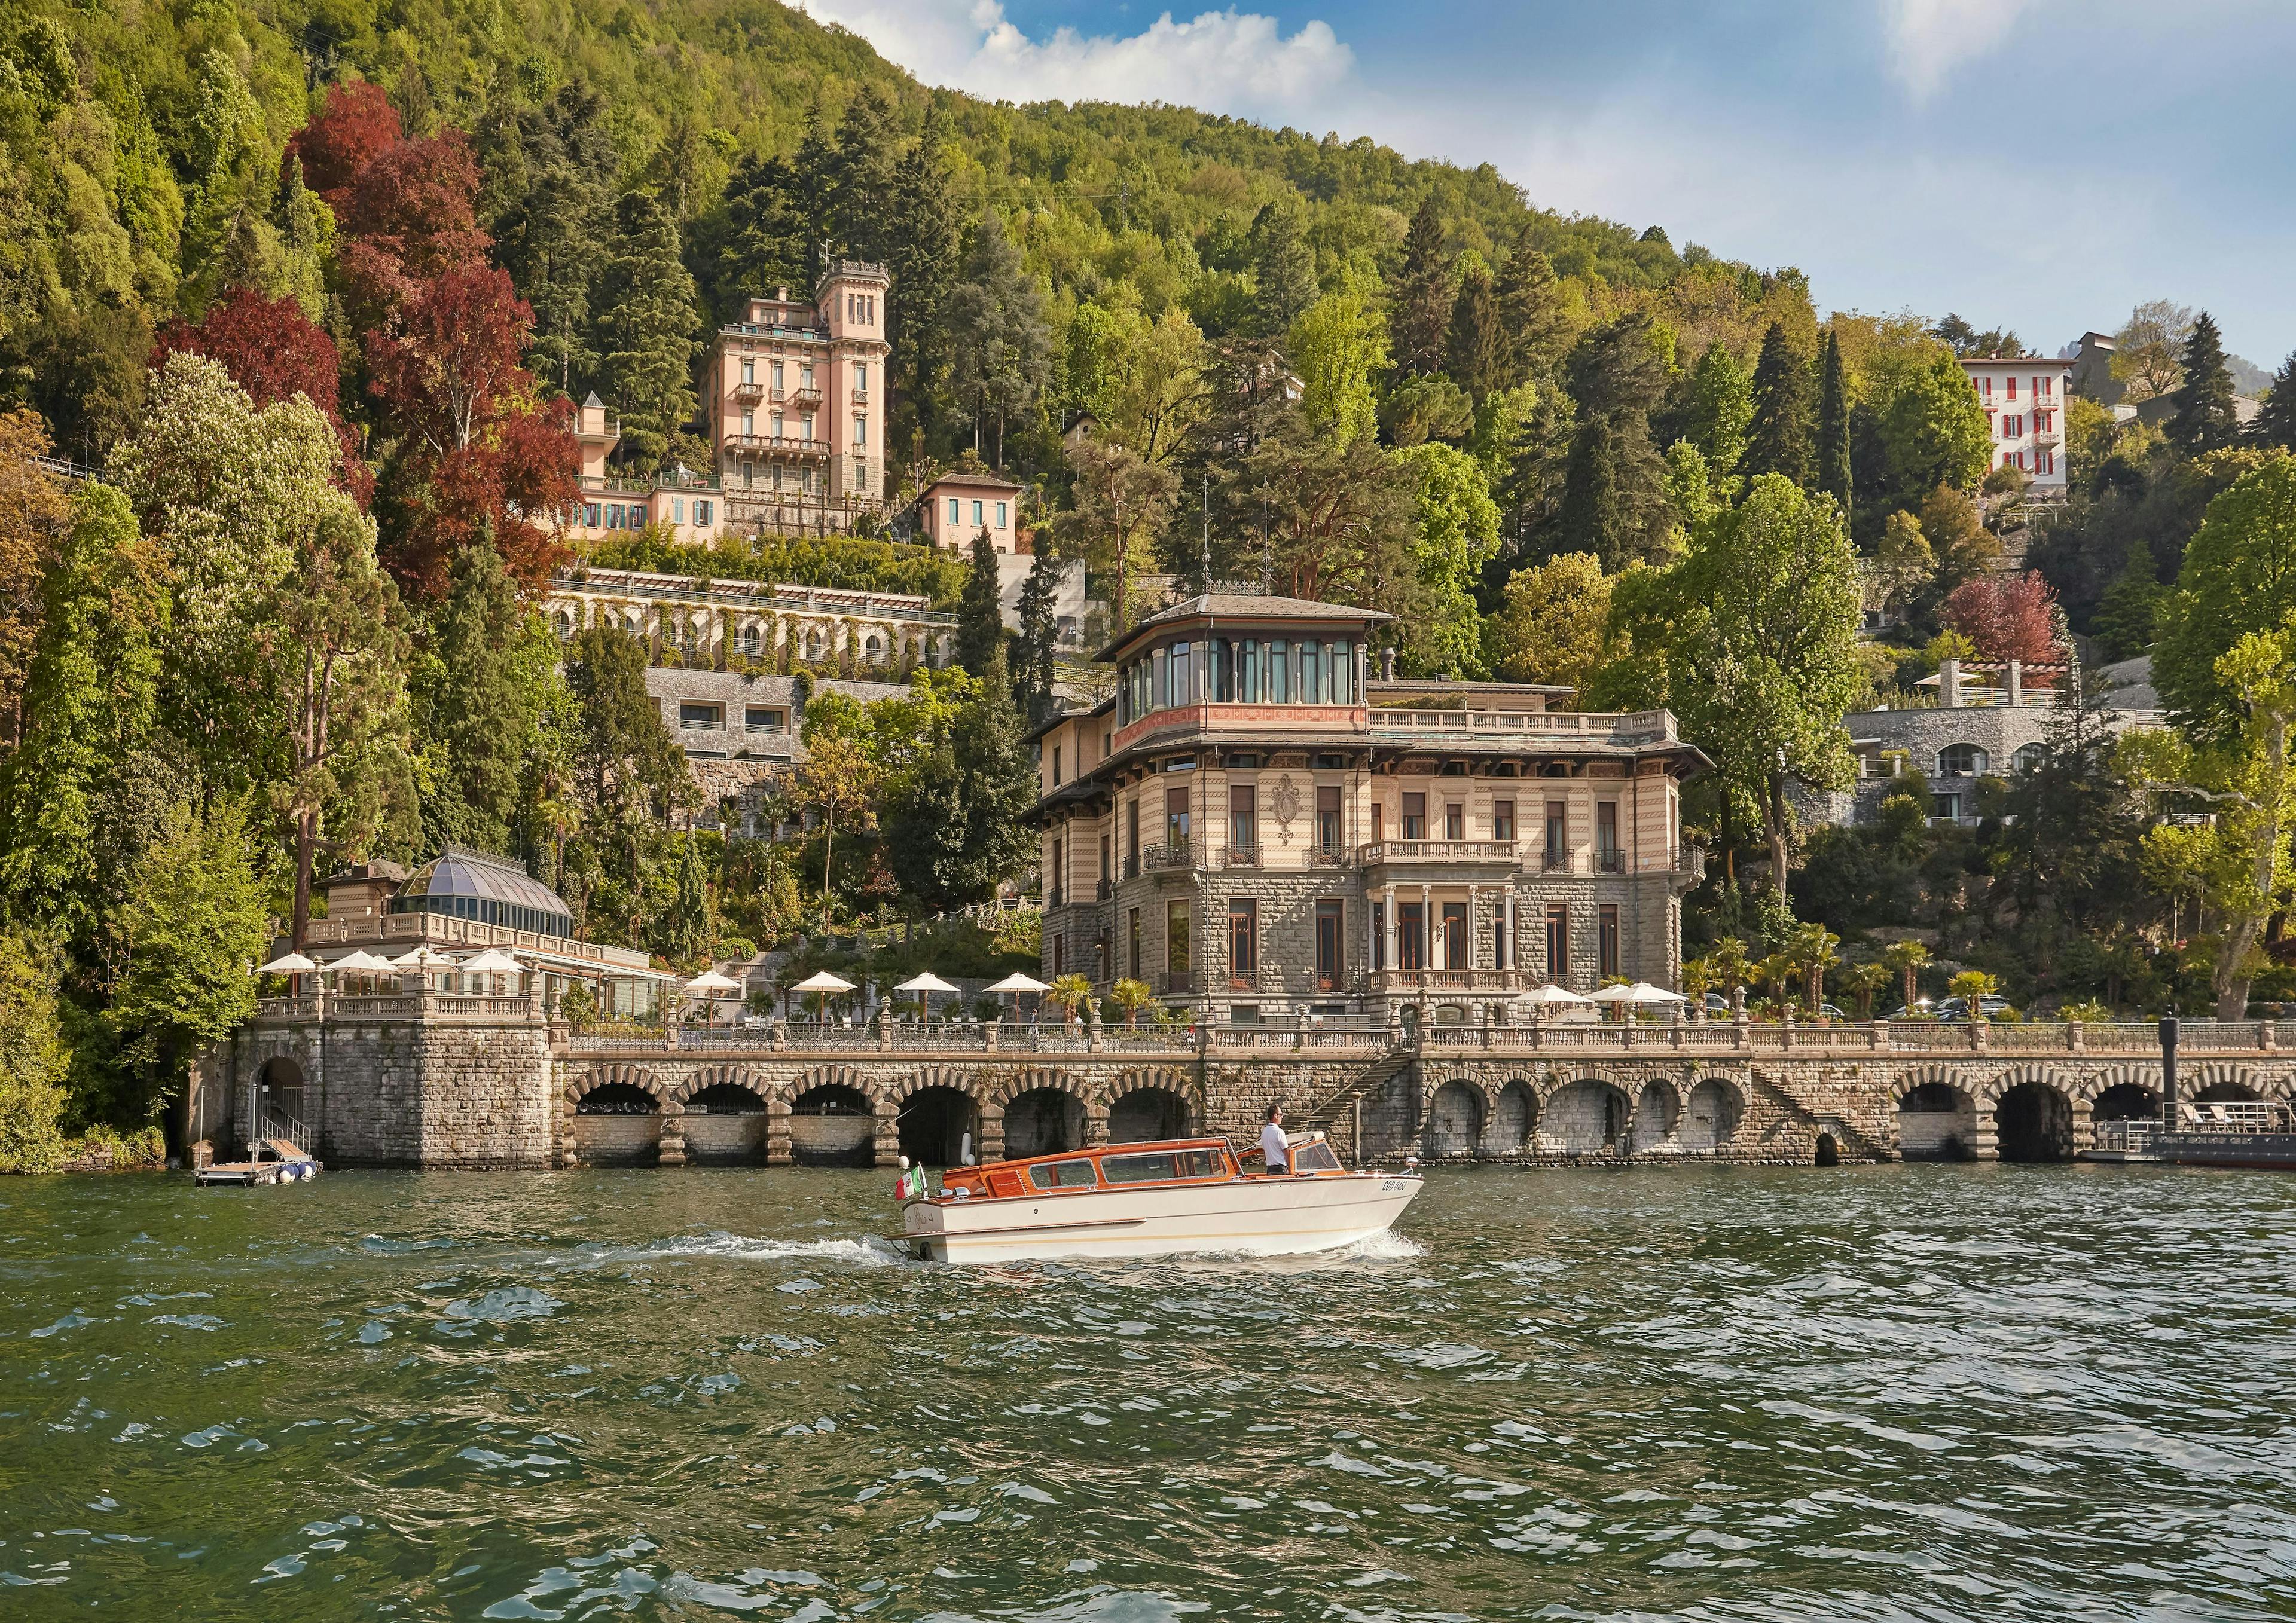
1961;354;2074;494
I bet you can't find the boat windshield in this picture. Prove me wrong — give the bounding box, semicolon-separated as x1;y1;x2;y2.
1101;1148;1220;1184
1292;1141;1342;1172
1028;1159;1099;1190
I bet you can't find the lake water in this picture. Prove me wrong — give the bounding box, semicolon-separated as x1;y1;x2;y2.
3;1163;2293;1621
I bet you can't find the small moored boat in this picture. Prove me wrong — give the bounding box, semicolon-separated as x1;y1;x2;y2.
898;1132;1422;1264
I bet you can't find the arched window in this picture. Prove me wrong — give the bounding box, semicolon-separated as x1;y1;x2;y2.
554;611;574;643
1936;744;1989;776
2012;742;2047;772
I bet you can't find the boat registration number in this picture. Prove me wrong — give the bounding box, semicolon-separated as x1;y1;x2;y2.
1381;1180;1411;1192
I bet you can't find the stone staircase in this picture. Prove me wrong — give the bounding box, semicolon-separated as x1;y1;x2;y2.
1744;1069;1897;1163
1293;1043;1418;1163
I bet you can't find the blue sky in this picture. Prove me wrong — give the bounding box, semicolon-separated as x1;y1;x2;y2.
799;0;2295;369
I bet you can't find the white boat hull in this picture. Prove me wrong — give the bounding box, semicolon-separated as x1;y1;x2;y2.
903;1172;1423;1264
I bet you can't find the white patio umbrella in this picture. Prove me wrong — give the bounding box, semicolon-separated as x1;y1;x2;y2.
325;949;397;993
789;968;857;1022
257;951;318;974
1585;982;1637;1001
456;948;526;994
683;968;743;1028
895;971;959;1023
1519;982;1591;1004
1621;982;1687;1003
390;945;458;968
985;970;1051;1024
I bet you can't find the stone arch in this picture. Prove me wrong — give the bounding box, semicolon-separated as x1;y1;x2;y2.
1483;1078;1537;1155
787;1063;877;1167
1629;1077;1681;1154
1538;1077;1632;1156
566;1064;665;1108
674;1066;771;1166
894;1066;987;1166
1107;1068;1195;1144
1991;1076;2076;1163
1423;1078;1485;1159
1680;1077;1744;1153
997;1066;1089;1159
1897;1077;1979;1161
254;1055;306;1134
670;1065;771;1109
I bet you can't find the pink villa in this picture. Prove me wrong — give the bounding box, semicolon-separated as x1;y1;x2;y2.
918;469;1025;553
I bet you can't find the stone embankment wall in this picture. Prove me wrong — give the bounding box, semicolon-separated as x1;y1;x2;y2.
202;999;2296;1171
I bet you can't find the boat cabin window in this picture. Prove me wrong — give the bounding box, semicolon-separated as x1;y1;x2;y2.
1292;1141;1342;1172
1101;1148;1220;1183
1028;1159;1100;1190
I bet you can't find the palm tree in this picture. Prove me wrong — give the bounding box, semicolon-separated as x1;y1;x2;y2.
1109;977;1156;1029
1705;937;1752;1004
1787;922;1841;1014
1840;961;1889;1020
532;765;583;893
1048;973;1095;1029
1882;940;1932;1014
1947;969;2001;1013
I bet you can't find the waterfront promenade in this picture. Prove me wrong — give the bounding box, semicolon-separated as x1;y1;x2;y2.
199;995;2295;1172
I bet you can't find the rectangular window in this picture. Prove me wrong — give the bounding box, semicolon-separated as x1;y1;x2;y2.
2006;375;2017;400
1399;902;1427;970
1597;802;1620;871
1372;802;1384;844
1271;641;1290;702
1126;799;1141;867
741;359;755;384
1315;900;1344;989
679;702;722;729
1302;641;1322;702
1494;799;1516;841
948;496;960;523
744;707;786;732
1172;640;1193;705
672;497;685;523
585;503;600;527
1229;784;1257;855
997;502;1008;528
1444;803;1464;840
1028;1159;1098;1191
853;416;866;447
1165;785;1190;849
1098;834;1110;887
1316;784;1342;852
1167;900;1190;976
973;500;984;525
1599;904;1620;979
1402;792;1428;841
1442;901;1468;970
695;500;712;527
1051;931;1064;975
1372;901;1385;971
1229;898;1258;984
855;361;868;392
773;360;785;391
1051;746;1062;786
1128;907;1141;980
1546;905;1570;979
1933;793;1962;821
1103;1147;1219;1184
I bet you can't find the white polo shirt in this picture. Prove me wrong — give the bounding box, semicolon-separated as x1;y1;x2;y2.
1260;1121;1290;1172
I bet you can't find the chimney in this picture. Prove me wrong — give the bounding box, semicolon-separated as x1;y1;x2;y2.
776;285;788;304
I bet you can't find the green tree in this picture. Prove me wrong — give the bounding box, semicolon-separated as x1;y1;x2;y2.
1394;441;1500;677
1602;473;1864;900
1485;551;1611;690
1816;329;1851;513
1681;340;1752;479
2252;352;2296;453
484;81;615;393
886;108;964;427
1247;200;1317;340
943;643;1039;900
948;212;1052;467
2152;456;2296;742
2165;311;2239;457
1745;322;1813;488
414;540;556;854
1058;436;1177;636
1554;311;1673;568
0;934;68;1173
1014;544;1060;722
2112;299;2192;403
1443;261;1501;399
1921;482;1998;585
109;797;269;1121
1491;228;1567;387
1871;509;1936;616
564;623;689;820
1388;196;1451;377
596;188;701;472
794;723;881;929
661;830;715;969
1879;347;1993;501
1882;940;1931;1013
956;527;1006;676
1289;291;1386;446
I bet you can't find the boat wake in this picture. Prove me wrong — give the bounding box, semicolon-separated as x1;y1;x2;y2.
578;1231;904;1269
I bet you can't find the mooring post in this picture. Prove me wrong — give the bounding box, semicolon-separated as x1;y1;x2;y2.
2160;1013;2179;1133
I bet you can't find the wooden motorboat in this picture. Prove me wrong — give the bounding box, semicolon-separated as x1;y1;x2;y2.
897;1131;1422;1264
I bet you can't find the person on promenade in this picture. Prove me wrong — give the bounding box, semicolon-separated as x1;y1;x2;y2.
1260;1104;1292;1176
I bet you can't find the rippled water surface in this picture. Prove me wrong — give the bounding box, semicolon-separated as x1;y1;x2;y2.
4;1164;2295;1620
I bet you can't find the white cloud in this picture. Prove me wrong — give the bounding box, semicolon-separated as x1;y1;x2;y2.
796;2;1354;120
1881;0;2041;99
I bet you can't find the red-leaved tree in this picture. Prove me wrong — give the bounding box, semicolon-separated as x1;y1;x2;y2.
283;82;403;212
151;288;373;505
369;265;573;595
1941;571;2066;668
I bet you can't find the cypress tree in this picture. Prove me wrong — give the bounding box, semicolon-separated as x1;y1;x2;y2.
2166;311;2239;456
662;829;713;969
1745;322;1814;488
1014;545;1060;722
957;526;1004;676
1443;262;1500;400
1247;202;1317;340
1816;329;1852;514
1557;415;1626;570
2252;350;2296;452
1683;340;1752;475
1491;227;1564;387
947;642;1037;900
596;188;700;472
419;540;543;855
1390;196;1452;376
886;108;961;429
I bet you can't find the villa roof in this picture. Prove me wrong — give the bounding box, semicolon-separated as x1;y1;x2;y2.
1096;592;1390;664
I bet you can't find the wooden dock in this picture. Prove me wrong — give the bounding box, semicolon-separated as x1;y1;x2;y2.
194;1140;323;1187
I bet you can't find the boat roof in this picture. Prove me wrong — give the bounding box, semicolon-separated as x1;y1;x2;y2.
966;1131;1324;1175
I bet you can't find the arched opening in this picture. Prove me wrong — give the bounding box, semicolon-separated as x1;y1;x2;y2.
2193;1081;2263;1104
1423;1081;1483;1159
1898;1080;1979;1162
898;1086;979;1167
1108;1087;1189;1144
573;1081;660;1166
789;1083;877;1167
255;1057;306;1138
1483;1080;1537;1154
2092;1082;2159;1124
865;634;884;661
1541;1080;1630;1156
1995;1081;2074;1163
1432;1004;1468;1026
1814;1132;1841;1167
1629;1081;1679;1153
1003;1087;1085;1159
682;1082;769;1166
1680;1080;1742;1151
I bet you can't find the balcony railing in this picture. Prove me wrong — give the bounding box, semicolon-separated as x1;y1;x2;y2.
1360;840;1518;866
723;434;830;460
1123;853;1141;879
1096;879;1113;901
790;386;823;407
1312;844;1349;868
731;381;767;405
1598;849;1624;874
1223;843;1261;869
1543;850;1568;872
1140;840;1195;873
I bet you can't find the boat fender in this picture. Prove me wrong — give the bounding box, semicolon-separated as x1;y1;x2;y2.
1403;1155;1421;1171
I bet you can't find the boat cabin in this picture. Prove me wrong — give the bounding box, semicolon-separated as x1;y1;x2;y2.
935;1132;1346;1200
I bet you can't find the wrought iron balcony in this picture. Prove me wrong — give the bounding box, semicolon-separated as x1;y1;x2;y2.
1140;840;1195;873
1222;843;1261;869
1358;839;1518;866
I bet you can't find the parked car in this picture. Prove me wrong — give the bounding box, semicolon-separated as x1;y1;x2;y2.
1916;994;2016;1023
